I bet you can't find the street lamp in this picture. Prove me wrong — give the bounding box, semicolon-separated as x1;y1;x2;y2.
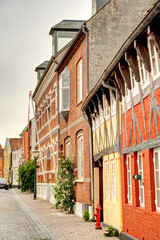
32;149;39;200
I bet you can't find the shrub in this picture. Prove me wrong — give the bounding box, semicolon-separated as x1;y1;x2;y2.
83;210;90;222
53;155;76;213
18;160;35;192
104;225;118;237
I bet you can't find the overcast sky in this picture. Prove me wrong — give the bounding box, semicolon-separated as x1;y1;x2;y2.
0;0;92;148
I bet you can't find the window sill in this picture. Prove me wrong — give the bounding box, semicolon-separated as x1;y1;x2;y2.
76;101;82;107
75;178;84;183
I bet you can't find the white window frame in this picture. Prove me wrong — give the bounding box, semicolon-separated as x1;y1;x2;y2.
111;160;115;201
153;148;160;212
126;154;132;204
65;137;70;158
148;38;160;80
138;55;150;89
124;81;130;103
77;131;83;179
105;161;110;199
130;68;139;97
77;59;82;103
59;67;70;111
137;151;144;207
104;95;110;120
110;93;116;116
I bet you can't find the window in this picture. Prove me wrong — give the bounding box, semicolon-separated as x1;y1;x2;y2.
110;93;116;115
105;161;110;199
138;56;149;89
149;39;160;79
137;152;144;207
104;95;110;119
65;137;70;158
153;148;160;211
77;131;83;179
111;160;115;200
130;69;138;96
59;67;70;111
77;59;82;103
126;154;132;204
57;31;77;52
124;82;130;102
47;147;51;171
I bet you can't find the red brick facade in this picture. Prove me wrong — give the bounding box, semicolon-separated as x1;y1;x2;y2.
58;35;91;207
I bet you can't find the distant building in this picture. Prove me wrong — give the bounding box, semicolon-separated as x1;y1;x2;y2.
4;138;22;182
11;147;22;187
0;144;4;178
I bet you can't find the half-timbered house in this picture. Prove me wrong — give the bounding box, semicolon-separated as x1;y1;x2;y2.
83;1;160;239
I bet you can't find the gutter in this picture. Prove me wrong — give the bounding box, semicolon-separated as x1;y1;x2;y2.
82;24;89;94
82;0;160;111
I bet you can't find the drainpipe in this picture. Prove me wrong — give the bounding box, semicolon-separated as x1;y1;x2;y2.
57;73;60;170
82;24;89;95
82;111;94;220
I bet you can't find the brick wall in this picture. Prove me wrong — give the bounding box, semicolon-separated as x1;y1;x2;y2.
59;37;91;206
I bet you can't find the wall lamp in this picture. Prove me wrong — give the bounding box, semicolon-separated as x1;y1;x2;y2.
133;174;144;185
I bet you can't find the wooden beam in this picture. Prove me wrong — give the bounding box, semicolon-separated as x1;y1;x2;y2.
125;51;140;82
134;40;151;73
122;137;160;154
115;70;125;96
119;61;131;90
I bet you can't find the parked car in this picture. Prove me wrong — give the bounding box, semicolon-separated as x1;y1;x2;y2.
0;178;9;190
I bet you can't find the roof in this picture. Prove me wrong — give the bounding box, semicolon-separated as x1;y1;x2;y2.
19;125;28;136
35;61;49;72
10;138;23;151
82;0;160;111
49;20;85;35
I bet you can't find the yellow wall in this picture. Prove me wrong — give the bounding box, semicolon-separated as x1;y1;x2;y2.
93;115;117;156
103;153;123;232
94;167;99;213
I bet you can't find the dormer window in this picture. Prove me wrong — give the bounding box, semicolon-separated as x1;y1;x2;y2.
57;31;77;52
59;67;70;121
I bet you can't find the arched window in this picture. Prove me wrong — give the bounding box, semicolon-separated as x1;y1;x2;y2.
65;137;70;158
77;131;83;179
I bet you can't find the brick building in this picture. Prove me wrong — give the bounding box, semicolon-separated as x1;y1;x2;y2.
83;1;160;239
55;27;92;217
32;20;85;203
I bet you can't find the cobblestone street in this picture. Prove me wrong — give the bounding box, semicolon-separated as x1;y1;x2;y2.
0;189;119;240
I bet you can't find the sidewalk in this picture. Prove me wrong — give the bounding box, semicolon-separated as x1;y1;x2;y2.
16;189;119;240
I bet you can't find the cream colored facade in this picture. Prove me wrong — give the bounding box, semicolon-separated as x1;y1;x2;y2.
3;138;11;181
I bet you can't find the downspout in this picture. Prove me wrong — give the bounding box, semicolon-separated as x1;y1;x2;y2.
57;72;60;170
82;111;94;220
82;24;89;94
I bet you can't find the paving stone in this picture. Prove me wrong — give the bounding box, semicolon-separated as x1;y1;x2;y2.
15;189;119;240
0;189;55;240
